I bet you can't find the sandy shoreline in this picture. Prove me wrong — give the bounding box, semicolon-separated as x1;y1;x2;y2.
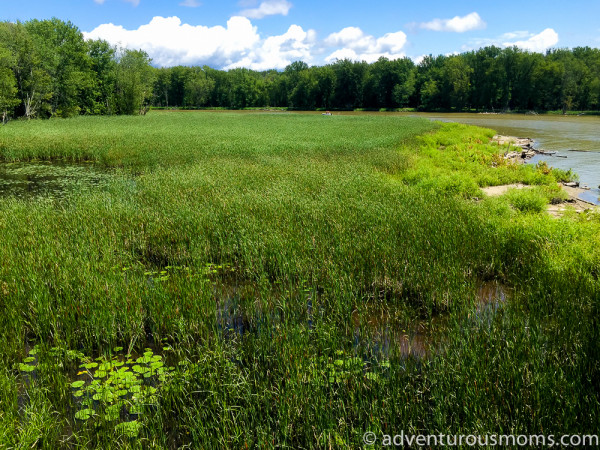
487;135;598;216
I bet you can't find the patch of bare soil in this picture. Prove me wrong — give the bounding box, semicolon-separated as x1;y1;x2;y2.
481;184;531;197
480;182;597;218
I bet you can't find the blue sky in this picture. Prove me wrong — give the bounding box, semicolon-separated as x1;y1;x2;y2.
2;0;600;70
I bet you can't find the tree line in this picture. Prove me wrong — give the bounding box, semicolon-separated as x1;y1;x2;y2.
2;18;600;122
0;19;154;121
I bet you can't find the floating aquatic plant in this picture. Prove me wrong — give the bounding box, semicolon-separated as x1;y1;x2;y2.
301;349;389;386
18;344;186;439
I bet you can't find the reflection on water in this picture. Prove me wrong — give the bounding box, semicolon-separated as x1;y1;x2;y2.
354;281;509;360
215;280;509;360
0;161;112;199
352;307;431;359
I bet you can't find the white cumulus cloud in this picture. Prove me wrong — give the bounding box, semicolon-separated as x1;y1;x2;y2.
83;16;412;69
84;16;260;67
463;28;559;53
84;16;317;70
420;12;486;33
412;54;427;65
239;0;292;19
226;24;316;70
504;28;559;52
324;27;407;63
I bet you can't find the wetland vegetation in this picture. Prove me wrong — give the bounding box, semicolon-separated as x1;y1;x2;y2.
1;111;599;447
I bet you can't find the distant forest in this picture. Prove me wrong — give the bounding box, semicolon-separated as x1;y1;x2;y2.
2;18;600;121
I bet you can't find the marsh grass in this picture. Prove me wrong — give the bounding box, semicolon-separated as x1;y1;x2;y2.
0;112;598;447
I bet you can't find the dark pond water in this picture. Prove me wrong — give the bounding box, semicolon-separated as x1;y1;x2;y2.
215;279;508;359
0;161;112;199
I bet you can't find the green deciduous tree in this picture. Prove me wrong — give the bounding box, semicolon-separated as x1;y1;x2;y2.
0;21;53;119
0;44;20;123
313;65;336;109
443;56;473;110
85;39;117;115
331;59;367;109
25;18;92;117
115;49;155;115
184;67;215;107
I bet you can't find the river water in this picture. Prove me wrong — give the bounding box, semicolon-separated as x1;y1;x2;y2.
409;113;600;203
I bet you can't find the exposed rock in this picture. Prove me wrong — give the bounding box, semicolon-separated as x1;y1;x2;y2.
492;135;535;149
493;135;538;163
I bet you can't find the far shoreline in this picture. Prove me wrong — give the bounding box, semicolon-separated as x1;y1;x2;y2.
150;106;600;116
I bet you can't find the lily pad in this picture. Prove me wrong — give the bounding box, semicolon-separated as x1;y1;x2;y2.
132;365;148;374
129;404;144;415
93;391;115;402
71;380;86;389
75;408;95;421
115;420;142;438
104;404;121;421
365;372;379;381
18;363;35;372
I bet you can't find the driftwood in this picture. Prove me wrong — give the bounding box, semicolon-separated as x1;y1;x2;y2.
493;135;571;162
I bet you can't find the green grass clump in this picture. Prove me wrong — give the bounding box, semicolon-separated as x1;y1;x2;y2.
0;112;598;447
504;187;548;213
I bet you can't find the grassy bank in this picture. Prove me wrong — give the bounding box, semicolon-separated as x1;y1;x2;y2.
0;112;598;447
